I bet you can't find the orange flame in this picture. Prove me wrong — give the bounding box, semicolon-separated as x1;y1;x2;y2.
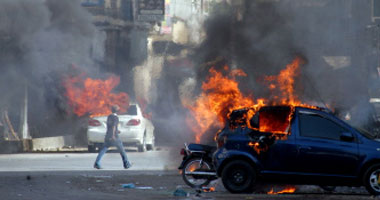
267;186;296;194
185;57;317;143
188;164;197;172
137;97;152;120
63;73;129;117
248;141;265;154
184;66;260;143
265;57;301;105
264;57;316;109
202;187;216;192
257;107;293;134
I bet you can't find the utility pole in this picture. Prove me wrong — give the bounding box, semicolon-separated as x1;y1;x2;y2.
19;79;31;151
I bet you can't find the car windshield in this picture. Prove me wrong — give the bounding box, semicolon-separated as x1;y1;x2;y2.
123;105;137;115
354;126;376;140
332;112;377;140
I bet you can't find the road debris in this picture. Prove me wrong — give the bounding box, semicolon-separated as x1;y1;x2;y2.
135;186;153;190
80;174;112;178
173;188;189;197
121;183;135;189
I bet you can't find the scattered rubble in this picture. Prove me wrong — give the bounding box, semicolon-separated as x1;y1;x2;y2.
121;183;135;189
80;174;112;178
135;186;153;190
173;188;188;197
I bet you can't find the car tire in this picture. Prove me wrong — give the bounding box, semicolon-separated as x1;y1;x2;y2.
137;134;147;152
364;164;380;195
88;145;96;153
221;160;256;193
146;137;155;151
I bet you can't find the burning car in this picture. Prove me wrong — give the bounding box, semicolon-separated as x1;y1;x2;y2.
213;105;380;195
87;103;155;152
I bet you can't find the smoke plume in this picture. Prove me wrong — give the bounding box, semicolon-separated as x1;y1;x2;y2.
190;0;375;130
0;0;103;139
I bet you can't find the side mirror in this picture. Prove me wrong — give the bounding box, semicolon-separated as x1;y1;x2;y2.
340;132;355;142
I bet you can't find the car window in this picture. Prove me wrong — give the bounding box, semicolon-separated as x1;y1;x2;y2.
257;106;291;133
299;113;348;141
127;105;138;115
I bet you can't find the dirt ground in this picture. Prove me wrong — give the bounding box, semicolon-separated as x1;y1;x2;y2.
0;170;377;200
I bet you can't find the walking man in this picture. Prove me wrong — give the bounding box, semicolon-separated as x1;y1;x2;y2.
94;105;132;169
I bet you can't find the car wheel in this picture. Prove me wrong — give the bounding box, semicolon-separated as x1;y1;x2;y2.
137;134;147;152
88;145;96;153
146;137;155;151
364;164;380;195
221;160;256;193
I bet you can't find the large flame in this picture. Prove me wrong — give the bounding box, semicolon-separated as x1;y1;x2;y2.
265;57;303;106
184;66;263;143
257;57;317;135
257;107;292;134
185;57;316;143
63;73;129;117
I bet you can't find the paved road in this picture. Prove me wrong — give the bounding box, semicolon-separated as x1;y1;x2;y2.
0;170;374;200
0;147;181;171
0;148;375;200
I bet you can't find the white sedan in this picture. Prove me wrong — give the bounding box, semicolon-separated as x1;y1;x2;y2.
87;104;155;152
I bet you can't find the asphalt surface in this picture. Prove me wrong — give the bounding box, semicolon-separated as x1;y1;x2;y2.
0;148;377;200
0;147;181;171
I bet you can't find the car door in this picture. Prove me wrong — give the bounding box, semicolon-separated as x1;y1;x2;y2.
259;132;299;173
257;107;299;173
294;109;360;176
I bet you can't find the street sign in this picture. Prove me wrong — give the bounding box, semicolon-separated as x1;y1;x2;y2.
136;0;165;22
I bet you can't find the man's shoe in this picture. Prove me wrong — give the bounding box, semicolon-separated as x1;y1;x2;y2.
124;162;132;169
94;163;102;169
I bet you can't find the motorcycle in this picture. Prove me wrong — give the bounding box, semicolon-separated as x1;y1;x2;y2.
178;143;217;188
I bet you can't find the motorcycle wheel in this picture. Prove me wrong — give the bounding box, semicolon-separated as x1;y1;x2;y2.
182;158;212;188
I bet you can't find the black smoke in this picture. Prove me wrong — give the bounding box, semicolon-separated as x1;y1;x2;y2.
0;0;101;140
192;0;376;131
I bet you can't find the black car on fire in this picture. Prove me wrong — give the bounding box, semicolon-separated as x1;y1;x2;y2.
213;106;380;195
